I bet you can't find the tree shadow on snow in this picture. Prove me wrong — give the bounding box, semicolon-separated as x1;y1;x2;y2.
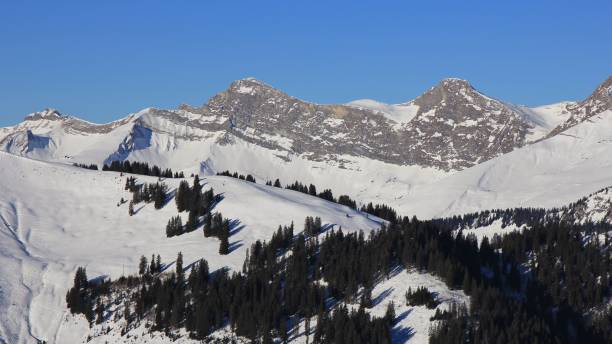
395;308;413;323
318;223;335;236
132;204;146;215
161;188;177;208
372;287;395;307
228;219;244;237
159;261;173;273
392;325;415;343
228;240;243;253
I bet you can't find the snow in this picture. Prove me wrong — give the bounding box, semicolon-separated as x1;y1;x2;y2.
507;101;574;142
458;219;524;245
236;85;254;95
346;99;420;125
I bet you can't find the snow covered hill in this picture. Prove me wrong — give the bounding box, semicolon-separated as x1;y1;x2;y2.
0;152;387;343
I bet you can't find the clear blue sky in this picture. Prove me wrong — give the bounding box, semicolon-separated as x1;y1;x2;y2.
1;0;610;126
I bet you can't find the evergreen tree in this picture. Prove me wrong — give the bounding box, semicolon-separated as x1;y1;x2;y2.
176;252;184;278
139;255;148;275
219;228;230;255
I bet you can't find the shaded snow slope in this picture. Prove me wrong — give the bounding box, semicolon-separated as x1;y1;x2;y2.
0;152;383;344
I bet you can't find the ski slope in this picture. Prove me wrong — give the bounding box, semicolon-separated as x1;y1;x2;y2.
0;152;389;344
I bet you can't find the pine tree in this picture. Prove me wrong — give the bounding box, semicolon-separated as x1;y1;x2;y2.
308;184;317;196
384;301;395;325
203;213;212;237
219;223;230;255
150;254;156;274
176;252;184;278
139;255;148;275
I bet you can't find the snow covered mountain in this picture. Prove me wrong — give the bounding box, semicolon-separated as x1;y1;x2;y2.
1;76;612;344
1;76;610;216
4;77;609;174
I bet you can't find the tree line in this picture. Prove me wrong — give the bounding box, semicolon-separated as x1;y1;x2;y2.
73;163;99;170
216;170;256;183
103;160;184;178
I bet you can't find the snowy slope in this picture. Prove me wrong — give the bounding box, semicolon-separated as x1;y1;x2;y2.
506;102;574;142
393;108;612;218
0;152;387;344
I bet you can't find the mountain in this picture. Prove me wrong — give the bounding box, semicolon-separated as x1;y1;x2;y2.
0;77;610;216
6;77;608;173
187;77;540;170
1;76;612;344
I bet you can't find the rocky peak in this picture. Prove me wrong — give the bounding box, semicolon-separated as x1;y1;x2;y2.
413;78;489;109
545;76;612;138
571;75;612;114
24;108;66;122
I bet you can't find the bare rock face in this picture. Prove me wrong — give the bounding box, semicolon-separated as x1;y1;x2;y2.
400;79;530;169
184;78;533;170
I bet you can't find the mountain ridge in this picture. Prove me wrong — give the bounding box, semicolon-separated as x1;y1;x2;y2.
1;76;610;174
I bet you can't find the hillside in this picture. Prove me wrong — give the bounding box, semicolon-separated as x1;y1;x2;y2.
0;152;388;343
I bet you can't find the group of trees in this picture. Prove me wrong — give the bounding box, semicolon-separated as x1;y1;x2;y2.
171;176;230;254
125;177;168;210
405;286;438;309
171;176;220;235
282;181;338;203
73;163;98;170
216;170;256;183
314;304;394;344
103;160;184;178
203;212;231;255
165;216;183;237
66;267;111;325
139;254;163;275
359;203;398;222
303;216;323;237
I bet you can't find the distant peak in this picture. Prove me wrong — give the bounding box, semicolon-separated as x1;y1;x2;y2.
227;77;278;95
24;108;65;121
438;78;472;88
233;77;268;86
